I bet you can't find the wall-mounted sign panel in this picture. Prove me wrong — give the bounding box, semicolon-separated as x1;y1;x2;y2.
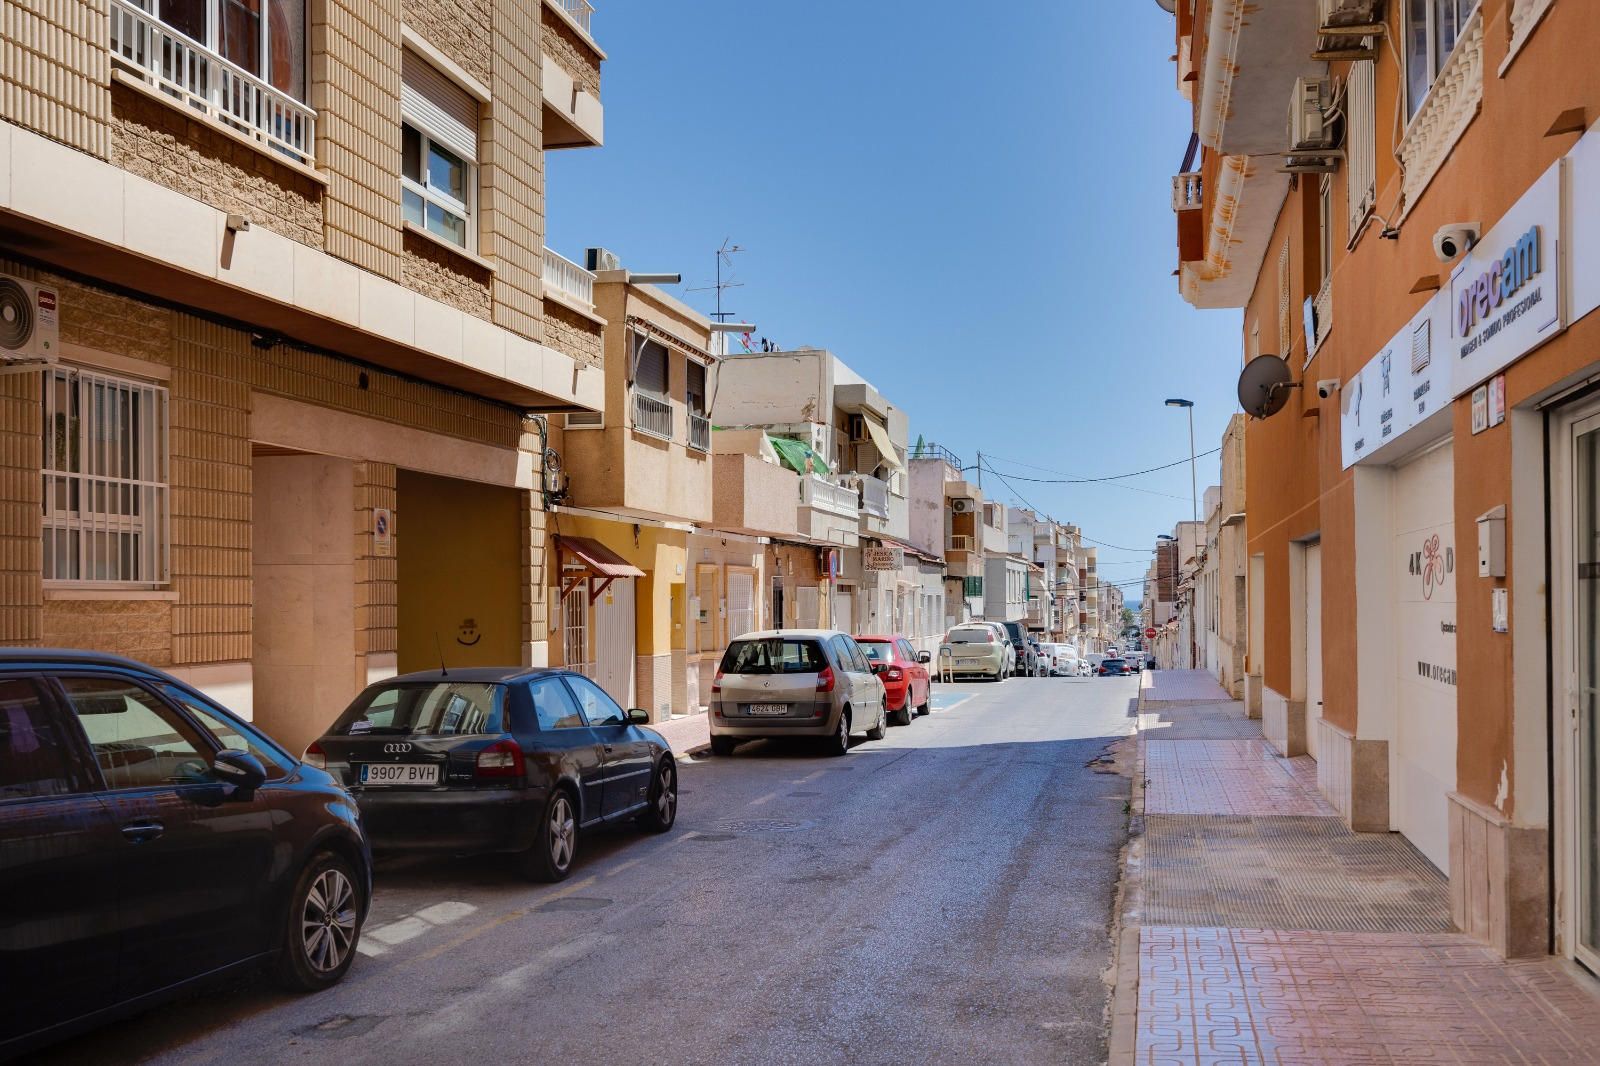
1341;299;1452;468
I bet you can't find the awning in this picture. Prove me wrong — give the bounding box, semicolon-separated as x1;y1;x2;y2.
860;415;904;473
556;536;644;604
768;434;830;475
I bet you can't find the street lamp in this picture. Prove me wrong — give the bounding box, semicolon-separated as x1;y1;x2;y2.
1165;398;1197;523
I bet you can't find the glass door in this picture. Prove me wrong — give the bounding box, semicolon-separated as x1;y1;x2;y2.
1576;419;1600;970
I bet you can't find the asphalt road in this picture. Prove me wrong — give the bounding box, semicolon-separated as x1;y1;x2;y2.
30;674;1139;1066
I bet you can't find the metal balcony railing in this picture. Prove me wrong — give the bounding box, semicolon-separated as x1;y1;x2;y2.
908;441;964;470
108;0;316;163
947;534;974;553
543;247;596;312
632;391;673;441
688;413;710;452
556;0;594;35
1172;172;1202;211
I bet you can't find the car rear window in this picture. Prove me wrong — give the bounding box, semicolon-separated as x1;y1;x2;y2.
945;628;992;644
332;682;505;736
857;641;893;662
1103;659;1125;668
720;638;826;674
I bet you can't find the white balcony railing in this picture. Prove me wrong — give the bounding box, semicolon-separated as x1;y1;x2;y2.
688;413;710;452
556;0;594;35
1311;275;1333;356
632;391;673;440
948;534;975;553
800;475;859;519
1172;172;1202;212
108;0;316;163
543;246;596;312
837;473;889;520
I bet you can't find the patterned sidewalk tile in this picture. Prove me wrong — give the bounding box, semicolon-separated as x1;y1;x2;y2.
1145;739;1336;817
1142;700;1263;741
1142;816;1450;934
1136;926;1600;1064
1145;670;1234;704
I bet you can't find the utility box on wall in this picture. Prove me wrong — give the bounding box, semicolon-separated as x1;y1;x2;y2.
1477;505;1506;578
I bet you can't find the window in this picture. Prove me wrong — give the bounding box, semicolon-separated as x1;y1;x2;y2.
1346;61;1377;236
330;682;503;736
964;576;983;598
60;677;212;790
42;368;170;586
631;336;672;439
565;674;626;727
687;360;707;417
401;50;478;250
133;0;307;100
719;638;826;674
1277;241;1292;355
162;685;293;779
0;679;82;800
529;677;586;730
1318;176;1334;287
897;638;917;661
858;640;893;663
1406;0;1478;117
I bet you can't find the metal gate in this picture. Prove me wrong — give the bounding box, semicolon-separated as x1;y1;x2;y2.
591;577;636;708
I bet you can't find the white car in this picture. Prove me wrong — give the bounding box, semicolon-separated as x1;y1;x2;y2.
1038;644;1078;677
1076;660;1092;676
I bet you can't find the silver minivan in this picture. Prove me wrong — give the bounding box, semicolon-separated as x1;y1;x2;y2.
708;630;888;757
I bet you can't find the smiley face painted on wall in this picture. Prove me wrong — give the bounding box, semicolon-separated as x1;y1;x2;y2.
456;618;481;646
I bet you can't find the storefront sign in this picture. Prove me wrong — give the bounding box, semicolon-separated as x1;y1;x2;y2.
1451;166;1563;395
373;508;393;557
1341;300;1450;468
863;545;903;571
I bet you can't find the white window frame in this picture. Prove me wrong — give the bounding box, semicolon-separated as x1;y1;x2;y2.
401;120;477;253
131;0;307;102
1405;0;1481;119
41;367;171;588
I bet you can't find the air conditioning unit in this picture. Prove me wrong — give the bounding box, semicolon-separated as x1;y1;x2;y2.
847;414;868;443
0;275;59;369
1318;0;1382;31
584;247;621;272
1288;78;1334;152
950;498;974;514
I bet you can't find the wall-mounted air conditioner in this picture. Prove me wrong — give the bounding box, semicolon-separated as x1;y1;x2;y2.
0;275;59;369
1288;78;1334;152
950;498;974;514
1318;0;1382;31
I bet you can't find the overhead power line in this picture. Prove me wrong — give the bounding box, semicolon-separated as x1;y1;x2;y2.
980;448;1222;485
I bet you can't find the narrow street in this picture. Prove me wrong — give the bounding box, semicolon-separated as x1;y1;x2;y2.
33;677;1138;1066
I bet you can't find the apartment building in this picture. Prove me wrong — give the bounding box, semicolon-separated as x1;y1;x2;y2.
0;0;607;751
1161;0;1600;964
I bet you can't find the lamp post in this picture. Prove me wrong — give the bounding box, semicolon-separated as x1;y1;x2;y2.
1165;398;1197;523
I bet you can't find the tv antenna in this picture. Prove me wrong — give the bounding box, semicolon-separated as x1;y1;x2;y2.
687;238;745;326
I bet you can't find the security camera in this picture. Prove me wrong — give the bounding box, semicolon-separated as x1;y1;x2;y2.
1433;222;1480;262
1316;379;1341;400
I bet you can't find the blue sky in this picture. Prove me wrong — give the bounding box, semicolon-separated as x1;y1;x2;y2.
546;1;1243;596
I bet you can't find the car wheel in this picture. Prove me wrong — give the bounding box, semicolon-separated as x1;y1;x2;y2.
866;706;887;740
517;788;577;883
825;709;851;757
709;735;738;757
917;688;930;716
993;666;1003;682
637;758;677;833
272;850;364;992
892;696;914;726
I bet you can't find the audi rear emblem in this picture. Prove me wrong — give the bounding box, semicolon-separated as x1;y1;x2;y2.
383;742;412;754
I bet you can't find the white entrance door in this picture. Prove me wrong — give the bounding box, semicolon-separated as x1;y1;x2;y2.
592;578;636;708
835;587;854;632
1391;441;1457;872
1305;542;1324;759
726;569;755;641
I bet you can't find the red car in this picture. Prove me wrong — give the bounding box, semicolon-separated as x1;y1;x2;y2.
854;634;933;726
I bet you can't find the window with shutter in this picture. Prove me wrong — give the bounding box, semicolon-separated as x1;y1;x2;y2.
636;340;668;398
1346;61;1377;237
687;360;706;415
400;50;479;250
1277;242;1292;355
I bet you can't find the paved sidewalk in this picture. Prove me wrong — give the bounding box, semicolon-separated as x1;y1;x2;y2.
650;711;709;758
1115;670;1600;1065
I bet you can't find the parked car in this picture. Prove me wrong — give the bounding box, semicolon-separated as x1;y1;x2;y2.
0;650;372;1059
1000;621;1033;676
1098;657;1130;676
308;667;676;883
1041;644;1080;677
707;631;887;757
939;624;1012;681
1077;659;1094;677
855;635;932;726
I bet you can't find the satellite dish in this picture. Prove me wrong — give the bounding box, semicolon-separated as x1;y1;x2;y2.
1237;355;1298;419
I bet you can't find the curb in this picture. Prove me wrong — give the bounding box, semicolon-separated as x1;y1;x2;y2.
1106;680;1151;1065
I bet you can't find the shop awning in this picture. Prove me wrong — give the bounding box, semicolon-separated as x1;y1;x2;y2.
556;536;645;604
768;434;831;475
861;415;904;472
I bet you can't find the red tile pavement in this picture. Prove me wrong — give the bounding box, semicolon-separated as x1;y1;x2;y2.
1137;926;1600;1064
649;712;709;758
1144;739;1335;817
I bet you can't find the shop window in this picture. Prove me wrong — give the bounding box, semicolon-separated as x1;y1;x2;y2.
42;368;170;586
401;50;479;251
1406;0;1478;118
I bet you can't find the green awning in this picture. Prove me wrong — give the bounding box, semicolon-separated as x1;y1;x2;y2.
768;434;830;475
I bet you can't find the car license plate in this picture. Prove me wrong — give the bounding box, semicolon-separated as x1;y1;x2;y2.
747;703;789;716
360;762;439;786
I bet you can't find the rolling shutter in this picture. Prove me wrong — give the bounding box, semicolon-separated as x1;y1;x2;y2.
401;50;478;162
635;339;668;398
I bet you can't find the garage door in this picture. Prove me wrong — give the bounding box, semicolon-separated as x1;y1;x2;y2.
1391;441;1457;872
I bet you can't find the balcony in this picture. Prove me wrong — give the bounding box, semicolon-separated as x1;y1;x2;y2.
798;474;859;548
543;247;596;314
555;0;593;35
840;473;890;522
688;413;711;453
948;534;974;553
1172;172;1202;211
108;0;316;163
1309;276;1333;357
542;0;604;149
632;391;673;441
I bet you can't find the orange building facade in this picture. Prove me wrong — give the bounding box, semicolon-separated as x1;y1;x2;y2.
1165;0;1600;966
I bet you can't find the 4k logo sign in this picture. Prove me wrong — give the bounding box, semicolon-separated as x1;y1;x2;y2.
1408;534;1454;600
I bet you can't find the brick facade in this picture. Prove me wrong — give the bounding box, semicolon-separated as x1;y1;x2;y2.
540;5;601;99
484;0;546;342
403;0;493;86
0;0;110;157
543;299;603;368
402;232;494;319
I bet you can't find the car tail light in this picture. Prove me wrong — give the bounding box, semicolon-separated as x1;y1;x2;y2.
303;740;326;770
816;666;835;693
712;669;723;694
476;739;525;778
885;667;903;682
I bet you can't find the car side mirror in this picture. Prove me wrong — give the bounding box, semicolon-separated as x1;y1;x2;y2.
626;708;650;725
917;651;931;664
212;749;266;797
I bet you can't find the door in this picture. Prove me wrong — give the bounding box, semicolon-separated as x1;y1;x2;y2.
1304;542;1324;759
0;676;125;1041
727;568;756;641
835;586;854;632
563;674;653;819
56;674;277;995
832;636;881;728
527;677;608;827
1566;411;1600;970
591;577;636;708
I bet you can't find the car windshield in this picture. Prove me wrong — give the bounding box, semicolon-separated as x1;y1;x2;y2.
720;638;827;674
945;628;992;644
857;641;893;662
331;682;505;736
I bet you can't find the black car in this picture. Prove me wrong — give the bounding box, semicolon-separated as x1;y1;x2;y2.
306;667;677;882
0;650;371;1059
1098;657;1130;676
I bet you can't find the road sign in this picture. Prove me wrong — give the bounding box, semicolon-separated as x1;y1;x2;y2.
1144;627;1157;639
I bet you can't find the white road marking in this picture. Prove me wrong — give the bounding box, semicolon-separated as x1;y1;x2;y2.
357;900;480;956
